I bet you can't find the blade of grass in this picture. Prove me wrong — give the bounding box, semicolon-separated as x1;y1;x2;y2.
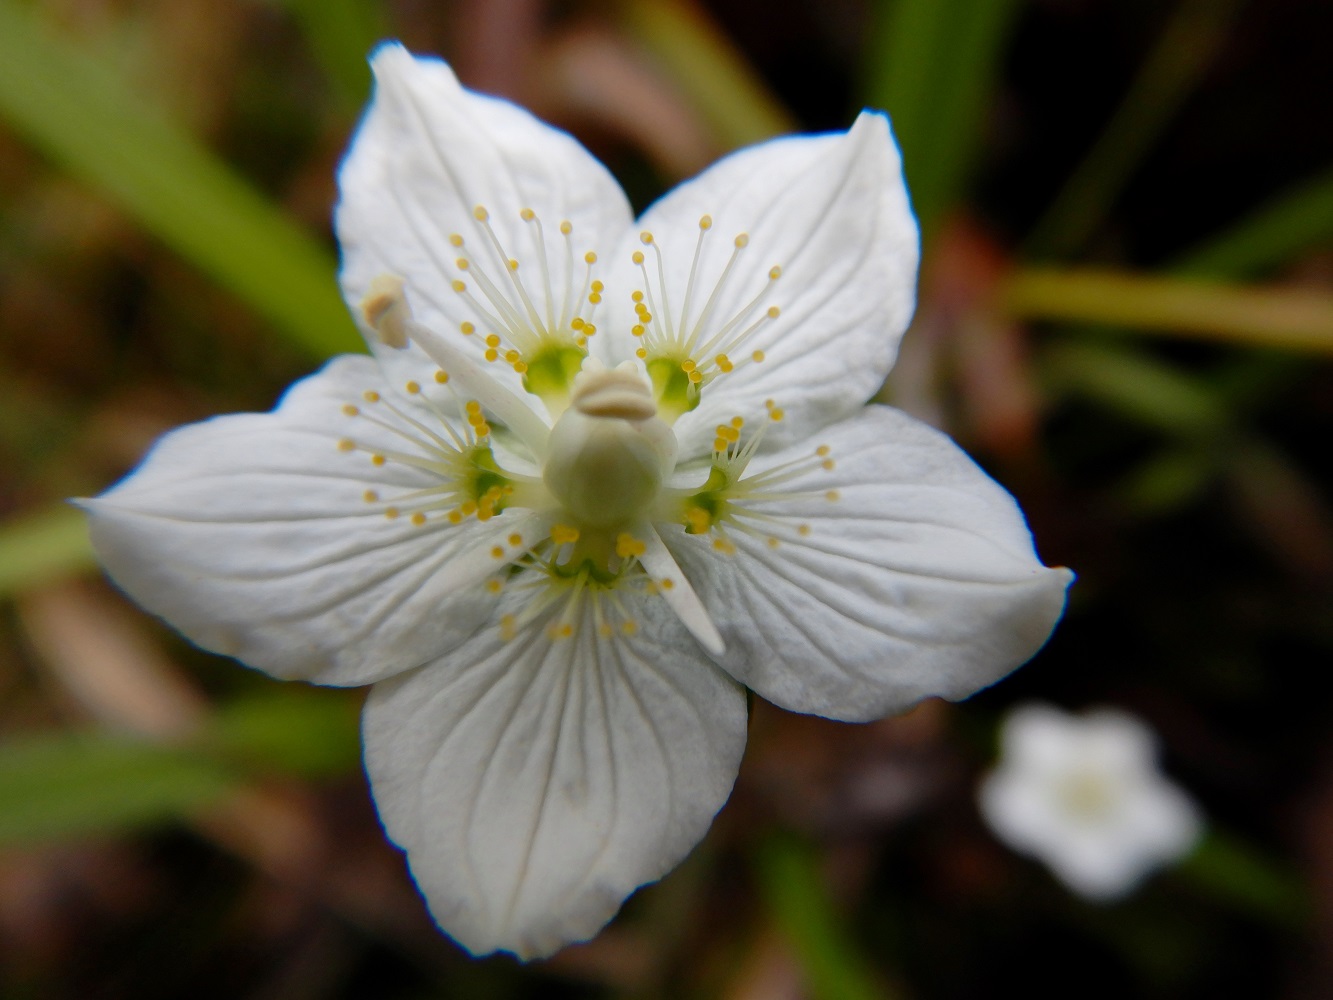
276;0;390;113
0;506;95;598
619;0;794;150
754;835;890;1000
0;0;359;360
1003;268;1333;353
865;0;1022;243
1026;0;1246;260
1173;166;1333;278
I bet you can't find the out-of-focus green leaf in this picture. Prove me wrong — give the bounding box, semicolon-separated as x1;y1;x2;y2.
1178;831;1310;929
865;0;1021;243
1026;0;1245;259
620;0;794;150
1112;444;1219;515
1174;166;1333;278
277;0;389;112
207;689;362;778
1041;341;1226;436
1004;268;1333;353
0;733;236;846
0;0;360;360
755;835;890;1000
0;505;95;598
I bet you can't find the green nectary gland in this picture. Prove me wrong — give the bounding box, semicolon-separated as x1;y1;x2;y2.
522;342;586;402
683;465;733;533
645;356;699;423
467;445;511;510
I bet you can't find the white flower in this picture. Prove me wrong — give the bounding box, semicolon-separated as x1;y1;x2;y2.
82;45;1072;959
979;703;1203;900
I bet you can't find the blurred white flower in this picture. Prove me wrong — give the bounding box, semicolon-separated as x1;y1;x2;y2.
979;703;1203;900
83;44;1073;958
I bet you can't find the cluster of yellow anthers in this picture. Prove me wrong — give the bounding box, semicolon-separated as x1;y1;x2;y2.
447;205;603;377
628;218;781;395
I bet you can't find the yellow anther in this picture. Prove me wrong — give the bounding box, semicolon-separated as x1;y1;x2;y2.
640;231;654;245
767;537;780;549
734;233;749;248
460;500;478;515
715;354;733;373
686;507;712;532
500;614;517;641
688;370;703;384
362;390;380;403
371;454;386;466
520;207;535;221
571;317;586;331
559;220;572;235
487;579;504;594
460;321;475;335
615;533;647;559
449;233;464;247
699;214;712;230
584;251;597;264
484;348;499;362
599;623;613;638
632;325;645;337
473;205;488;221
363;489;378;503
508;533;523;547
435;370;449;384
448;510;463;524
752;350;766;363
584;323;596;336
411;512;427;526
591;280;604;293
632;291;644;302
713;437;728;452
551;524;580;545
507;258;519;271
405;381;421;394
767;306;781;319
588;292;602;304
621;620;638;636
632;250;645;264
451;279;466;293
769;265;782;279
513;361;528;373
822;459;836;471
635;347;647;358
466;400;482;414
768;406;785;421
491;546;505;559
660;578;675;590
798;524;811;536
342;404;359;416
485;334;502;348
826;490;841;501
681;359;696;373
504;349;521;364
730;416;744;428
384;507;400;520
337;438;355;452
816;445;831;456
713;537;736;554
456;257;469;270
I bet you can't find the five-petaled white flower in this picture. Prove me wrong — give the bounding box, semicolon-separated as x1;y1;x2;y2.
83;44;1072;959
979;703;1202;900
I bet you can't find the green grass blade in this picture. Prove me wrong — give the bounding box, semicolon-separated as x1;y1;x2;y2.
755;835;890;1000
1026;0;1246;260
1173;166;1333;278
620;0;795;150
865;0;1022;243
0;733;236;846
0;506;95;598
278;0;389;113
0;0;360;360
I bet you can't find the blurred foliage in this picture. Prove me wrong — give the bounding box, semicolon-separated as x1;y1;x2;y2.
0;0;1330;997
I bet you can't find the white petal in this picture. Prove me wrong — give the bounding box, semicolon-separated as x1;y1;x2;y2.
666;406;1072;721
82;356;533;686
337;44;633;398
604;112;918;457
362;589;747;959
